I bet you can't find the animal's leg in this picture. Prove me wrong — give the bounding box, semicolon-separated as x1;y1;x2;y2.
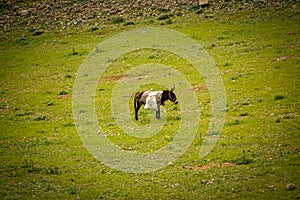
135;101;142;120
156;105;161;119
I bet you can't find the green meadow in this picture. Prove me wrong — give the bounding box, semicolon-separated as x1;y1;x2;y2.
1;3;299;199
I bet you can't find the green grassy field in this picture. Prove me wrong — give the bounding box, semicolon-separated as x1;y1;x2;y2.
1;4;299;200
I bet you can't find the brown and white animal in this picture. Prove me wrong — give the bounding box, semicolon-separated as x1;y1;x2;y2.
134;87;178;120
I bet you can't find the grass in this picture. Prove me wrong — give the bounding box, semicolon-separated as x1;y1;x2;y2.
0;5;299;199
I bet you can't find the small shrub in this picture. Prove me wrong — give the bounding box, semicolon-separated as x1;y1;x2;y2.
88;27;98;32
64;122;75;127
158;14;169;20
235;157;253;165
46;100;54;106
79;109;86;113
236;73;242;77
36;129;45;134
69;186;78;194
231;76;237;81
158;7;168;12
16;110;33;116
217;36;227;40
234;151;254;165
187;4;199;11
223;62;232;67
205;14;214;19
106;122;115;127
22;159;34;168
71;47;78;56
257;98;264;103
22;159;43;173
227;119;240;126
240;111;248;116
66;48;86;57
111;16;125;24
91;12;97;18
175;115;181;120
196;9;203;14
124;21;134;26
286;183;296;191
242;99;251;105
32;30;44;36
166;19;173;24
274;94;284;100
283;114;292;119
24;110;33;115
16;36;28;45
40;138;50;145
148;55;155;59
34;115;47;121
274;65;281;69
45;166;59;174
16;112;25;116
59;90;68;95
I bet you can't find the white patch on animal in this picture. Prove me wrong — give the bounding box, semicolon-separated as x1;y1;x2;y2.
134;87;177;120
144;91;162;111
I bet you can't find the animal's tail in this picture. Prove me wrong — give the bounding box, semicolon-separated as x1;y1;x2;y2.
134;91;143;110
134;92;139;110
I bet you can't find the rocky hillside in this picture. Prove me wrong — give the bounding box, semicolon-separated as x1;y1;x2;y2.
0;0;297;32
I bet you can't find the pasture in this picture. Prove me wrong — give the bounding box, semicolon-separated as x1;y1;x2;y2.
0;2;299;199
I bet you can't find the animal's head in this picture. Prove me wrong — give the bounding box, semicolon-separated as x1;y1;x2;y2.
169;86;178;104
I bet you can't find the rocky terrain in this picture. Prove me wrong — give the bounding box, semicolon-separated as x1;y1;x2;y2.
0;0;297;32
